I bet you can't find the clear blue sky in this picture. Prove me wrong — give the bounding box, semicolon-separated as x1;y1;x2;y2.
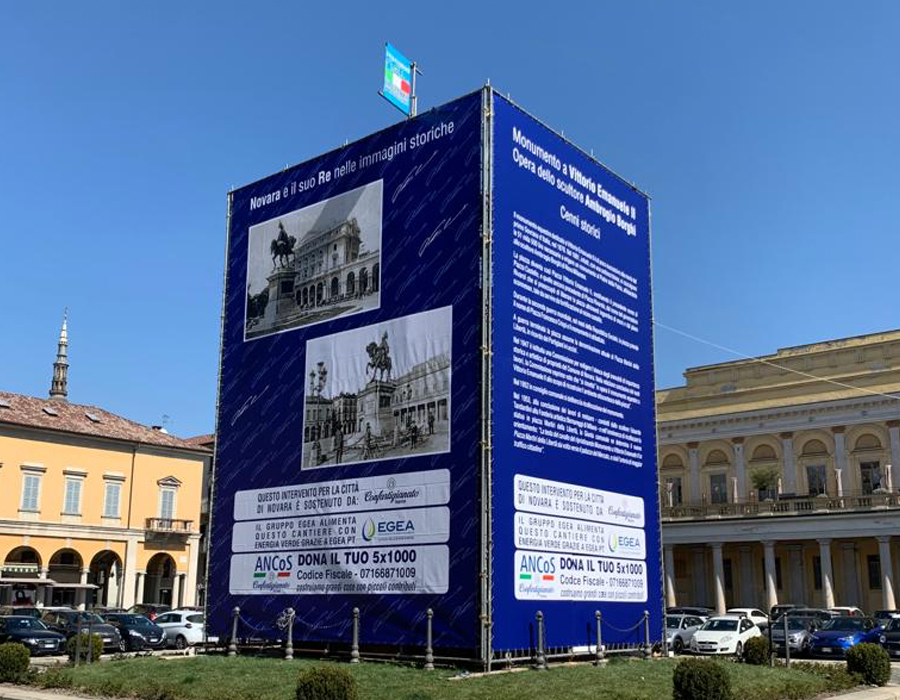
2;2;897;437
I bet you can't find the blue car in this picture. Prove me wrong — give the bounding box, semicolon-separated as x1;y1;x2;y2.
809;616;882;657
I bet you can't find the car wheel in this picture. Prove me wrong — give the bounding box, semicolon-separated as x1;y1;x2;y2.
735;642;743;660
673;638;684;654
175;635;188;650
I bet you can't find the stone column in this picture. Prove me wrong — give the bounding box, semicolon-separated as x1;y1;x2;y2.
732;438;746;502
135;571;145;606
832;427;848;497
781;432;797;494
184;535;201;607
840;542;860;606
763;541;778;612
664;545;677;608
739;545;755;607
711;543;727;614
786;545;805;604
692;547;708;606
889;422;900;491
877;536;896;610
121;537;139;609
688;443;701;503
107;563;120;609
818;539;835;609
77;569;88;611
173;573;182;610
40;568;52;606
115;562;125;609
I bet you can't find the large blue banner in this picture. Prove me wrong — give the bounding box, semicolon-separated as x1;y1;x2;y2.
490;93;662;651
209;91;484;651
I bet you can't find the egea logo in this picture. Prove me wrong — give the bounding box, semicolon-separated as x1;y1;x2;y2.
608;532;618;552
608;533;642;554
362;519;376;541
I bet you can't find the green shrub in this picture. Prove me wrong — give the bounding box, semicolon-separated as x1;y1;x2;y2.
66;633;104;664
33;668;74;689
672;658;733;700
0;642;30;682
790;661;860;692
296;666;358;700
743;636;770;665
846;643;890;686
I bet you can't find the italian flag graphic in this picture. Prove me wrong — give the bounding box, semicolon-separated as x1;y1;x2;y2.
386;68;410;96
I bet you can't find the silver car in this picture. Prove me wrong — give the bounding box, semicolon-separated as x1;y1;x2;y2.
666;614;705;654
770;616;818;656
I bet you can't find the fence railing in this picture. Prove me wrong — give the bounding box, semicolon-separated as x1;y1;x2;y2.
662;489;900;521
145;517;194;532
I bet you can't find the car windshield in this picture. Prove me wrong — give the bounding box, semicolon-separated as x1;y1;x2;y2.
781;618;810;631
111;615;153;626
821;618;866;631
186;614;204;624
7;618;46;630
887;619;900;632
703;619;738;632
666;616;681;629
74;613;105;625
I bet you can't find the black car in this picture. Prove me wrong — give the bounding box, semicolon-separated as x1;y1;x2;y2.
777;608;836;624
879;617;900;658
41;610;122;651
103;614;166;651
666;606;714;618
0;606;43;620
0;616;65;656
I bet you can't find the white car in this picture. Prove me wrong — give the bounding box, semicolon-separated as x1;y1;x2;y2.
690;615;761;657
666;614;705;654
154;609;218;649
829;606;865;617
727;608;769;629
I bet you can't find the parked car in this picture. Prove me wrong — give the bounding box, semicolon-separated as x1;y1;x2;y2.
770;616;818;656
126;604;170;622
154;610;219;649
874;610;900;627
665;614;705;654
0;606;43;620
726;608;769;628
878;617;900;658
0;616;66;656
666;606;714;618
41;610;122;652
690;615;761;657
770;603;805;618
778;608;836;624
809;616;882;657
829;606;865;617
103;613;167;652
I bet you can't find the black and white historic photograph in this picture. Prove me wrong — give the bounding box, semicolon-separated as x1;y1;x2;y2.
244;180;383;340
301;306;452;469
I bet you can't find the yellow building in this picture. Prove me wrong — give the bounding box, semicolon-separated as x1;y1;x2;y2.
658;329;900;615
0;316;210;610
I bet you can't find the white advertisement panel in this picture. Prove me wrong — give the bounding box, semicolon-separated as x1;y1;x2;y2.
514;474;645;528
229;545;449;595
232;507;451;553
514;512;645;560
513;550;647;602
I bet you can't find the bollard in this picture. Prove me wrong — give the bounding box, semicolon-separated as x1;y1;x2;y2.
227;606;240;658
87;615;94;663
424;609;435;671
74;621;82;667
783;612;790;667
285;608;294;661
643;610;651;659
350;608;360;663
767;614;774;667
594;611;605;664
534;611;548;671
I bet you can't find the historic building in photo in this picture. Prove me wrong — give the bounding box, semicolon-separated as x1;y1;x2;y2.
659;329;900;615
250;217;380;337
0;317;210;610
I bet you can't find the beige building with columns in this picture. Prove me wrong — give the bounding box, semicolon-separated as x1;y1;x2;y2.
659;329;900;615
0;316;210;610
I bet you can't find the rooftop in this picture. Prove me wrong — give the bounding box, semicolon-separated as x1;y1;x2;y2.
0;390;211;453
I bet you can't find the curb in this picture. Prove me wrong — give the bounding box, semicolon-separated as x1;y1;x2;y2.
829;687;900;700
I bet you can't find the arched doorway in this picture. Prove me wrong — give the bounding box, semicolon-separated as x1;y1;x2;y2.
330;277;339;299
359;268;369;294
89;551;123;609
372;263;380;292
144;553;177;607
346;272;356;296
3;547;43;607
48;549;83;608
316;283;324;305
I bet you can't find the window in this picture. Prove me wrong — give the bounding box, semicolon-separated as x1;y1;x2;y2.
63;477;82;514
867;555;882;590
104;481;121;518
664;477;683;506
806;464;827;496
21;474;41;511
813;556;822;590
709;474;728;504
860;462;882;494
159;487;176;520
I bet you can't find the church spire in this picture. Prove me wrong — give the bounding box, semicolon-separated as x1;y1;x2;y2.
49;310;69;401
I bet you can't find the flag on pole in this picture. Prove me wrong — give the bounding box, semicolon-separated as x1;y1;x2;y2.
381;43;413;116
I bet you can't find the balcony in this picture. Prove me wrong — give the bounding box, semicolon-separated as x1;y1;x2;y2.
662;489;900;522
145;518;194;533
